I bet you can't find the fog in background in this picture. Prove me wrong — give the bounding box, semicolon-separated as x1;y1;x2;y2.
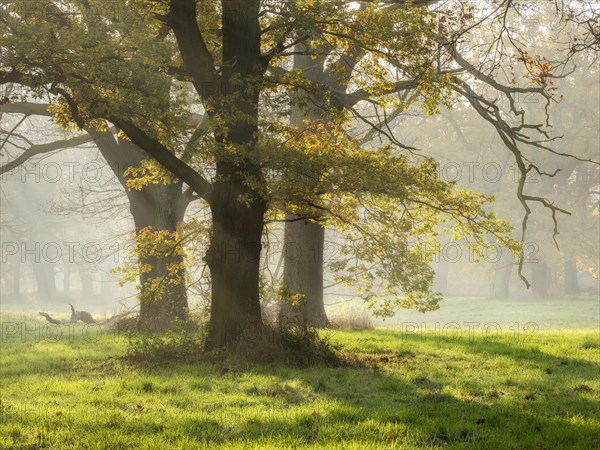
1;51;598;329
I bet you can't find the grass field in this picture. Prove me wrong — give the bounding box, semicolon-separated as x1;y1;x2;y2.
333;295;600;330
1;309;599;449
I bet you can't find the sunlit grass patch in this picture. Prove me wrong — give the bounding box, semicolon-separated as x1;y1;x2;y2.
0;319;598;449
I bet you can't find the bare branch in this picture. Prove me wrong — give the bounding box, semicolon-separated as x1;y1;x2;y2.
0;133;96;176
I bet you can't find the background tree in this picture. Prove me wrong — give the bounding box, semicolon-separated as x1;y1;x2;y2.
0;99;197;328
2;0;596;347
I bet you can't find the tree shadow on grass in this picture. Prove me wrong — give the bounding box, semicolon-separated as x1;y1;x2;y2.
230;362;599;448
124;329;599;448
2;328;599;448
213;331;600;448
0;328;129;387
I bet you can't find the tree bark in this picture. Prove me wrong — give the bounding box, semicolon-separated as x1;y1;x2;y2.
89;130;190;331
278;50;331;327
279;216;329;327
166;0;267;347
205;173;266;348
128;182;189;330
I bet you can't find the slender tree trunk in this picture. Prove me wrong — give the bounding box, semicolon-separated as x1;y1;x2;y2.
11;259;21;297
531;262;550;298
279;215;329;327
206;174;266;348
490;250;513;299
490;263;512;298
32;260;56;300
63;262;71;294
79;267;94;297
100;271;114;298
434;257;449;294
564;259;580;295
490;265;511;298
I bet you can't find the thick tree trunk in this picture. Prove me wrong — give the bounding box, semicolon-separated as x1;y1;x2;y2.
279;50;331;327
93;135;192;333
279;215;329;327
206;175;266;348
89;129;191;331
564;259;580;295
168;0;265;347
128;182;189;331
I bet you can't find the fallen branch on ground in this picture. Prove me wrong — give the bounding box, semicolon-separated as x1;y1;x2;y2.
38;304;137;326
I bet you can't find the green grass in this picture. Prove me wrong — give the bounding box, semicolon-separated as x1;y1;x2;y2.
364;295;600;330
1;317;599;449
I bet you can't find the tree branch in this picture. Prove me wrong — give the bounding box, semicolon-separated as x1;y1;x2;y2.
0;133;96;176
107;117;213;202
0;102;52;116
165;0;218;101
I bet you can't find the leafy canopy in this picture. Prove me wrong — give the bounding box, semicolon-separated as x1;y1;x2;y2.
1;0;529;313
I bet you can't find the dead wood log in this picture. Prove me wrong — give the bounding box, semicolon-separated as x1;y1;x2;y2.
39;305;137;326
38;312;62;325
